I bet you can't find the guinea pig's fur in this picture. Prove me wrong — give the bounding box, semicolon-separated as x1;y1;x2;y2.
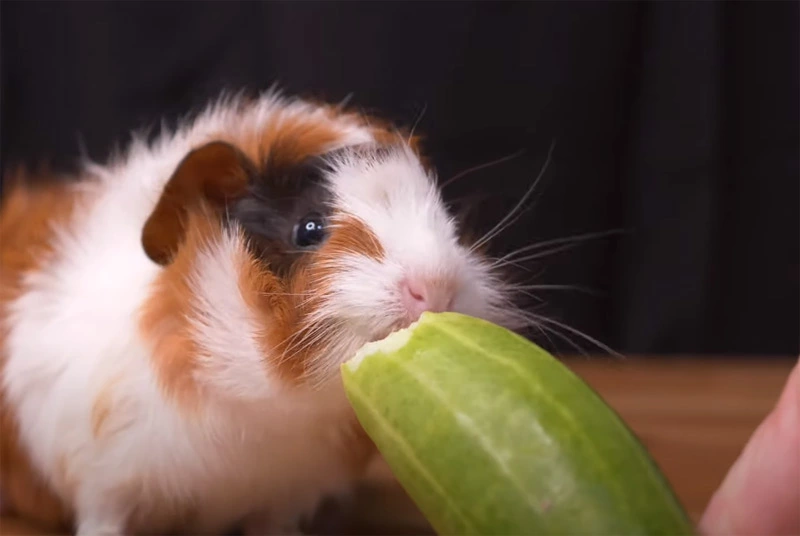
0;90;524;535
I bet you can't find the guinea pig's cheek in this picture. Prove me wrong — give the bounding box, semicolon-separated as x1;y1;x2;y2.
452;286;484;317
288;265;318;304
446;260;494;315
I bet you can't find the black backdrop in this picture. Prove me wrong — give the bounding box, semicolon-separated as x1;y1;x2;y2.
1;0;798;357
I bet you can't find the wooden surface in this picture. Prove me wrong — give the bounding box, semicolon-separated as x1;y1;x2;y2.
563;356;793;522
1;356;795;535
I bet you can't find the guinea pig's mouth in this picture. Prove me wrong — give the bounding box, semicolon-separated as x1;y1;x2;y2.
355;298;455;345
364;320;409;344
370;316;424;343
368;327;399;344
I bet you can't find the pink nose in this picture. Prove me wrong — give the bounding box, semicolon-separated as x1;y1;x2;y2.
400;277;454;321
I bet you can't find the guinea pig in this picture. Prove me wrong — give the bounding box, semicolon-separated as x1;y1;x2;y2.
0;90;526;535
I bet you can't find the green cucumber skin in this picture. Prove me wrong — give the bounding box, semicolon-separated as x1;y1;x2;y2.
341;312;695;536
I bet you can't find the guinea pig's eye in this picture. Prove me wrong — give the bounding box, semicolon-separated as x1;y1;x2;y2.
293;212;327;248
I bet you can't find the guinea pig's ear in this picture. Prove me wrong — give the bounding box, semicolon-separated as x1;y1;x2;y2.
142;141;253;265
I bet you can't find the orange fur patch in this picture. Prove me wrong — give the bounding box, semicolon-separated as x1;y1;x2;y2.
0;170;83;531
214;100;423;172
232;113;345;171
142;141;251;265
327;216;385;263
139;207;223;412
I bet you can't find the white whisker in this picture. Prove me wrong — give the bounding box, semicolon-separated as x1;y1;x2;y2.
529;313;622;358
469;140;556;253
505;283;603;297
440;149;526;190
259;291;313;298
497;228;626;264
532;321;592;358
407;102;427;145
280;319;342;366
492;242;584;267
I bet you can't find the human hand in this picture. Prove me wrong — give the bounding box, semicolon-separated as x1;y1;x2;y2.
699;357;800;536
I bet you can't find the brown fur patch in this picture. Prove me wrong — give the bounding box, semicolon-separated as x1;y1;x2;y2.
216;100;425;173
142;141;251;265
0;170;83;531
224;108;352;171
139;207;223;412
237;249;307;384
327;216;385;262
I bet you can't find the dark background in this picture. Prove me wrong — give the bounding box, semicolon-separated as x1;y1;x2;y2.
1;0;798;358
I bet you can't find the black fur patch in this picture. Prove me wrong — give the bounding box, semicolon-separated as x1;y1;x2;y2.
227;154;334;278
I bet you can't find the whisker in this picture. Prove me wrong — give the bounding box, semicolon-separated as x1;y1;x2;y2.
275;312;329;354
525;315;557;348
284;249;321;255
440;149;526;190
533;321;592;358
258;291;313;298
275;323;319;357
294;294;321;311
407;102;427;145
492;242;586;267
470;140;556;253
292;316;336;347
505;283;603;297
497;228;627;264
528;313;622;358
305;333;359;390
508;288;547;304
473;203;532;254
280;321;340;366
494;258;535;273
337;92;355;109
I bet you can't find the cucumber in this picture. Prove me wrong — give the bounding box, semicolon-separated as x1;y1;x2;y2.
340;311;695;536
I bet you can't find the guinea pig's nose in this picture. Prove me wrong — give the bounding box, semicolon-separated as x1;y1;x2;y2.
400;277;454;321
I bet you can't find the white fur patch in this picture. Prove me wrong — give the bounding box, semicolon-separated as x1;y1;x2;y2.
189;228;276;401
